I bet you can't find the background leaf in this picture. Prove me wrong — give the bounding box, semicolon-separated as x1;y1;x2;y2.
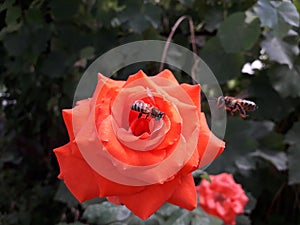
261;33;299;69
218;12;260;53
1;0;300;225
254;0;300;38
268;65;300;98
200;37;245;83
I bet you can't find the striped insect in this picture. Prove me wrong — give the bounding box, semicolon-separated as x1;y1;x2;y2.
130;88;165;120
217;96;257;118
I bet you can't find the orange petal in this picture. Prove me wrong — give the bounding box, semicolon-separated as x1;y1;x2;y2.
180;83;201;110
98;116;168;166
152;69;179;84
95;73;125;106
129;118;151;136
98;86;182;165
197;113;225;168
124;70;149;86
178;145;200;174
54;143;100;202
62;109;74;141
118;177;181;219
94;173;145;197
168;174;197;210
62;99;92;142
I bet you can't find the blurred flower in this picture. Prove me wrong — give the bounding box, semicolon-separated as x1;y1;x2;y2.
196;173;249;225
54;70;225;219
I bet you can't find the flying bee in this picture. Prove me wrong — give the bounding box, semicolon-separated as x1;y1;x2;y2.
217;96;257;118
130;87;165;120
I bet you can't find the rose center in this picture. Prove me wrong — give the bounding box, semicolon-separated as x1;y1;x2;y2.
214;192;226;204
130;118;151;137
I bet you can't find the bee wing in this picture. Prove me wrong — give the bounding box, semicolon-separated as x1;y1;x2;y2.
146;87;156;105
235;91;250;99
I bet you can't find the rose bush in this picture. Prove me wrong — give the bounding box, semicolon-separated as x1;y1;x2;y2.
54;69;225;219
196;173;249;225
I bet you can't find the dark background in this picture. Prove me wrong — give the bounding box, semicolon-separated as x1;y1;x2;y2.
1;0;300;224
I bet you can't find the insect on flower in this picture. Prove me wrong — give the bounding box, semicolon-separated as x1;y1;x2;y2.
130;87;165;120
217;96;257;118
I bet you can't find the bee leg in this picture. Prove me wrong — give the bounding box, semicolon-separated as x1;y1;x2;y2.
229;107;237;115
236;104;247;118
138;113;142;118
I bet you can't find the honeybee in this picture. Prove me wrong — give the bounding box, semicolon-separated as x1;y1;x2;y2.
130;87;165;121
217;96;257;118
131;100;165;120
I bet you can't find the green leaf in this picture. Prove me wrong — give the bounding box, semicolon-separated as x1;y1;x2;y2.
118;2;149;33
285;122;300;145
200;37;245;84
260;131;285;150
192;208;223;225
0;0;15;13
277;1;299;27
82;202;131;224
254;0;278;28
236;215;251;225
261;33;299;69
268;65;300;98
251;150;287;171
244;193;257;214
249;73;292;120
127;217;146;225
254;0;300;38
287;145;300;185
56;222;86;225
163;209;189;225
208;119;273;173
25;8;45;25
156;204;180;218
285;122;300;185
218;12;260;53
50;0;80;20
204;7;224;32
178;0;195;7
5;6;21;25
3;31;29;56
144;4;162;29
169;211;191;225
39;51;68;78
80;46;95;60
128;13;149;33
54;181;79;207
272;15;291;39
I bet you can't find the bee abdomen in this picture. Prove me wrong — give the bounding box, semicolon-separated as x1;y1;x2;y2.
131;101;150;113
241;100;257;110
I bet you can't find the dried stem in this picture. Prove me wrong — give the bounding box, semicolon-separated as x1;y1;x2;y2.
159;15;198;84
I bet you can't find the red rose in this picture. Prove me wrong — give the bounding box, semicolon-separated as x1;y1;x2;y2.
196;173;249;225
54;70;225;219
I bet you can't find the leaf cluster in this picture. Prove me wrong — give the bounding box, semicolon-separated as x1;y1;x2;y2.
0;0;300;224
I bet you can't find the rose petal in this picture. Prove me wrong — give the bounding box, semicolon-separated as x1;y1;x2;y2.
99;115;169;165
118;176;181;219
167;174;197;210
151;69;179;85
55;142;146;198
95;73;125;106
54;143;100;202
180;83;201;110
197;173;248;225
197;113;225;168
63;98;92;142
116;118;168;149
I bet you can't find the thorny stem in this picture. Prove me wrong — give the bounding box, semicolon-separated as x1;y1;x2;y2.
159;16;199;84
